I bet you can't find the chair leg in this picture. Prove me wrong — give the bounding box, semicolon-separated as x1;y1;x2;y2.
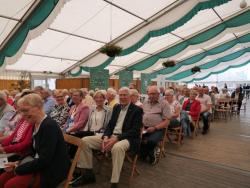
192;124;197;138
126;154;140;183
177;128;183;146
159;142;164;160
129;155;139;182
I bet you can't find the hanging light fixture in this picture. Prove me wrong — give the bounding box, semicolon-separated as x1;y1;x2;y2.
99;2;122;57
240;0;247;9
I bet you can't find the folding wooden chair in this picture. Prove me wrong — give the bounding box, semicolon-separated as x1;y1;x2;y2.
125;128;143;182
214;98;231;120
167;124;183;146
125;151;140;182
230;98;238;116
62;134;83;188
191;113;200;138
158;128;168;161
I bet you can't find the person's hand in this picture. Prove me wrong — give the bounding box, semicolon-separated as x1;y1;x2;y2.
103;136;118;152
146;127;156;133
66;128;72;133
0;146;5;154
101;136;109;152
4;162;18;172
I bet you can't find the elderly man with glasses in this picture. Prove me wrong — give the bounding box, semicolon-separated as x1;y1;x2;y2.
141;85;171;165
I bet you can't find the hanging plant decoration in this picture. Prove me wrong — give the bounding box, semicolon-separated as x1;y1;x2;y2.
191;66;201;74
162;60;176;68
100;44;122;57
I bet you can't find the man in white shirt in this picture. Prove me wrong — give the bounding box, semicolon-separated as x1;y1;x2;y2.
196;87;212;135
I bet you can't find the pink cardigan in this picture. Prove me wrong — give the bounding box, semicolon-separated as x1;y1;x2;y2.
68;102;89;132
1;118;33;154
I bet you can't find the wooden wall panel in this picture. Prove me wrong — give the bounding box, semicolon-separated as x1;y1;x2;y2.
82;78;90;89
56;78;83;89
109;79;120;91
0;80;30;91
56;78;144;93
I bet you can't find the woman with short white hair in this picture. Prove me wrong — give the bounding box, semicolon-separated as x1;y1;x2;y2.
165;89;181;129
130;89;142;107
84;90;112;134
106;88;118;108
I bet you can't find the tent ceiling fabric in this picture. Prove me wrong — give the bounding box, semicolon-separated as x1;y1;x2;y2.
182;55;250;83
148;31;250;78
0;0;68;68
1;0;250;83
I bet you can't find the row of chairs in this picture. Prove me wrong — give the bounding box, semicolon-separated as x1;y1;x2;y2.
213;98;240;120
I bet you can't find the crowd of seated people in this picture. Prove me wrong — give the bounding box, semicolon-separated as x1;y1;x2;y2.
0;83;247;188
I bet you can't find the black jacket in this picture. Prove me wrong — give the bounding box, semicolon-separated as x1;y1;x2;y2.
15;116;71;188
231;91;244;103
103;103;143;154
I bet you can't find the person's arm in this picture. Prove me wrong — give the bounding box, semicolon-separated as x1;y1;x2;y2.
172;104;180;119
67;106;89;132
103;106;118;138
0;135;8;143
3;124;33;153
205;104;212;112
15;120;59;175
205;96;212;112
1;133;14;147
0;111;16;133
44;98;56;115
156;101;171;129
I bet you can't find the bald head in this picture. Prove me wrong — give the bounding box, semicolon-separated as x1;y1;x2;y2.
147;85;160;103
197;87;204;95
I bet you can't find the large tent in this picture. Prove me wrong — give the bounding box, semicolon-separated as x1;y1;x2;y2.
0;0;250;83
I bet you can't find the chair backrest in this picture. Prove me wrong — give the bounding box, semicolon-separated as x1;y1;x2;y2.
63;134;83;188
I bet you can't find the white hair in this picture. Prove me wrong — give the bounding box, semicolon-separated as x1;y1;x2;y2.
93;90;106;99
107;88;117;96
129;89;139;96
147;85;160;93
119;87;130;94
165;89;174;96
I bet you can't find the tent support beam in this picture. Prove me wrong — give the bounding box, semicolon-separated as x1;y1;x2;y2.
48;28;106;44
102;0;147;22
24;52;79;62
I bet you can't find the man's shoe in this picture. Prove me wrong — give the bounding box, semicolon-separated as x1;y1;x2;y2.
69;170;82;185
71;174;96;187
149;147;158;165
110;183;118;188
